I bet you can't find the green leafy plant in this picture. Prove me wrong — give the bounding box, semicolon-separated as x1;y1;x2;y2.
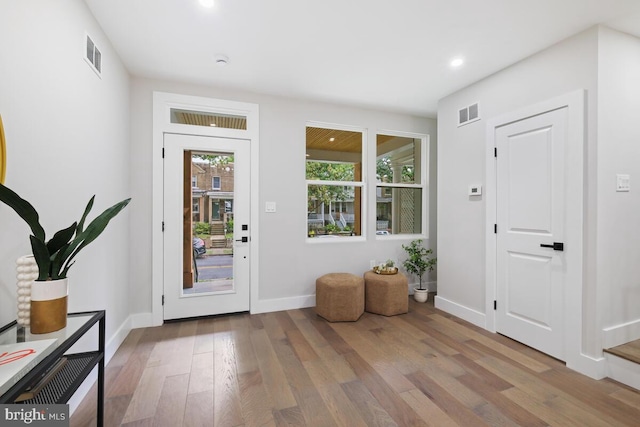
402;239;436;290
193;222;210;236
0;183;131;281
325;224;339;233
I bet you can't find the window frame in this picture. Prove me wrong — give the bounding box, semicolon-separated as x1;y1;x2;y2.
212;176;221;190
374;130;429;240
306;122;367;243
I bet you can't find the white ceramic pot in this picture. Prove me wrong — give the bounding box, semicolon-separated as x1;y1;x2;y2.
413;287;429;303
30;278;68;334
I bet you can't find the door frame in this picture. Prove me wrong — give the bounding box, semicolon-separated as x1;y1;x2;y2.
152;92;260;326
485;90;585;369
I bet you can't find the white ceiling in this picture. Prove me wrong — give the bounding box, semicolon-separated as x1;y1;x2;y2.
85;0;640;118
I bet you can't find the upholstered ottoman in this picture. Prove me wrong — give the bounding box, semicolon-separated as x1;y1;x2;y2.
315;273;364;322
363;270;408;316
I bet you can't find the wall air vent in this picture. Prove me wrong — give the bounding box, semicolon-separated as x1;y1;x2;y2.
85;33;102;78
458;102;480;126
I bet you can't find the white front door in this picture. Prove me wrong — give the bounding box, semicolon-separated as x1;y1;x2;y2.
495;107;567;360
163;133;250;320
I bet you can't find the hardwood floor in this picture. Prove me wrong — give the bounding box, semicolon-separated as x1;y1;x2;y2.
71;298;640;426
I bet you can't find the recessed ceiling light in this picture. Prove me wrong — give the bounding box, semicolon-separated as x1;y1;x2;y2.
329;137;335;142
450;57;464;68
209;123;217;127
199;0;214;8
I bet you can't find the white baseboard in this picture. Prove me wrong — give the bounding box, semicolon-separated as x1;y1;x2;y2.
251;294;316;314
408;281;437;294
605;353;640;389
602;318;640;349
567;353;607;380
434;295;486;329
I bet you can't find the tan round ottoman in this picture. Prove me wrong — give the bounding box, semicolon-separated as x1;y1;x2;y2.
363;270;408;316
315;273;364;322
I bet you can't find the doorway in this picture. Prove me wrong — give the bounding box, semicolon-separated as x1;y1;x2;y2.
163;133;251;320
485;91;585;368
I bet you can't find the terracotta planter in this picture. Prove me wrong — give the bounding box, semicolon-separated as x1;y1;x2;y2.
413;287;429;303
30;278;68;334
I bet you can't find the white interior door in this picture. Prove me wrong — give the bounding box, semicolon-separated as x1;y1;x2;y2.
496;108;567;360
163;133;250;320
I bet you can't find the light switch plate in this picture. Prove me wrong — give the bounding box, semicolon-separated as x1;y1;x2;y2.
617;174;630;192
265;201;276;212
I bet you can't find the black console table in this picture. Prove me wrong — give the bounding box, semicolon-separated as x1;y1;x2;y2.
0;311;105;426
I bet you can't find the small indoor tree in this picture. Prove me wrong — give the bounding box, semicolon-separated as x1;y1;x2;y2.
402;239;436;293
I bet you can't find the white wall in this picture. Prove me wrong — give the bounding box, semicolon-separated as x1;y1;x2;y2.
0;0;131;347
437;28;599;350
597;27;640;347
130;77;437;316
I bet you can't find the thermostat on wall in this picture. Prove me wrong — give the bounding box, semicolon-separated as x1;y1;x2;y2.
469;185;482;196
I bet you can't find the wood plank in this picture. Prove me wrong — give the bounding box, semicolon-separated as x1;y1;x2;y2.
272;406;305;426
193;317;215;354
539;366;640;426
183;389;214;427
344;352;428;426
605;339;640;364
188;352;214;394
429;313;551;372
341;380;398;427
399;389;458;427
268;323;338;426
291;316;357;383
121;365;171;424
152;373;189;427
250;328;297;409
303;358;369;427
331;322;416;393
406;371;489;427
213;318;244;427
456;372;547;427
238;370;276;427
501;387;589;427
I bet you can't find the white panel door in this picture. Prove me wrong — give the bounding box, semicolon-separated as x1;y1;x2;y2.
163;133;250;320
496;108;567;360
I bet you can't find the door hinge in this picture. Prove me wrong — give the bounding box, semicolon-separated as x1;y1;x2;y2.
494;300;497;310
162;295;165;306
162;147;165;158
162;221;165;232
494;224;497;234
494;147;497;157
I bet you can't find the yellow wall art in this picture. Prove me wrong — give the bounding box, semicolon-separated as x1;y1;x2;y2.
0;115;5;184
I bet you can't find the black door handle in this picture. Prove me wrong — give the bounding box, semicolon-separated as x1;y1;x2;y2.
540;242;564;251
235;236;248;243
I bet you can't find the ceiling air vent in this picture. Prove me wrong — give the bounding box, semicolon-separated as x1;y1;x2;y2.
458;102;480;126
85;34;102;78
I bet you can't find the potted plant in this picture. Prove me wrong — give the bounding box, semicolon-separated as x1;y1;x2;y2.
0;182;130;333
402;239;436;303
